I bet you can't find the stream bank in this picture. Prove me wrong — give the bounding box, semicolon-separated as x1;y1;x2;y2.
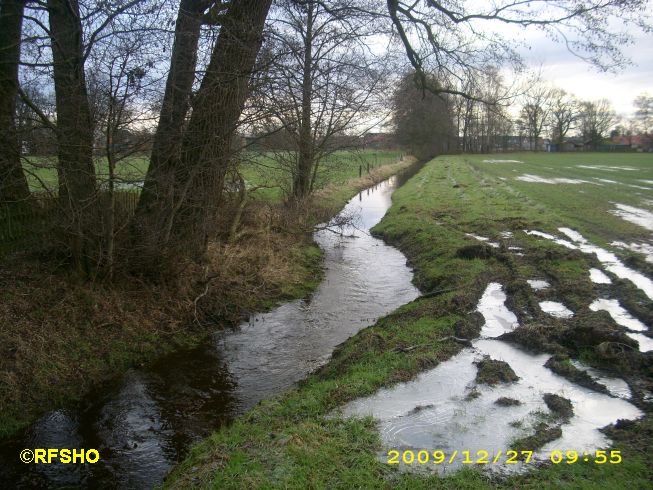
164;155;652;489
0;159;419;488
0;159;412;439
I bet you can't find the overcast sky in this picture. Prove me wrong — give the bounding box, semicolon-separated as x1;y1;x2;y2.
515;23;653;118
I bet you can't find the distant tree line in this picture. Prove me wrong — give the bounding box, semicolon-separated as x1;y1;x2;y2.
0;0;649;282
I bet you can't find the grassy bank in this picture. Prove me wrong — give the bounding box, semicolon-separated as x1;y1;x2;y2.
164;153;652;489
0;156;412;438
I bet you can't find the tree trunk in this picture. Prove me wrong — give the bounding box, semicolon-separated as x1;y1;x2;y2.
134;0;272;266
293;3;314;200
134;0;207;246
0;0;30;204
47;0;97;271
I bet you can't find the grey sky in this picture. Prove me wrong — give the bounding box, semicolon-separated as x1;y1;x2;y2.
514;21;653;118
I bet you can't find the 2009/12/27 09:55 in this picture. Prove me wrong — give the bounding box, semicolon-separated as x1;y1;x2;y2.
385;449;623;465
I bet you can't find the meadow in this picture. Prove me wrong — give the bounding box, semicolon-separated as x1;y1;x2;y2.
20;150;404;199
164;152;653;489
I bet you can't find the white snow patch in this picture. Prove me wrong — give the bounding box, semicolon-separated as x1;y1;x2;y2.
609;203;653;232
539;301;574;318
589;299;647;332
589;268;612;284
612;241;653;263
527;279;550;290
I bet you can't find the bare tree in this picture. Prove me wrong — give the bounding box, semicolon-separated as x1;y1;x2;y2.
386;1;650;101
393;72;454;160
520;84;552;151
0;0;31;204
578;99;615;150
634;93;653;149
548;88;578;151
251;0;386;200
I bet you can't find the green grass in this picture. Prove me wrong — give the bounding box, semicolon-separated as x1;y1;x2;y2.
163;153;653;489
21;150;404;197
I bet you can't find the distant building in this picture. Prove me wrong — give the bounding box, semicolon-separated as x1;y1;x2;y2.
361;132;397;150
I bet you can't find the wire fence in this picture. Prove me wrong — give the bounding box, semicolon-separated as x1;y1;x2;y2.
0;191;140;255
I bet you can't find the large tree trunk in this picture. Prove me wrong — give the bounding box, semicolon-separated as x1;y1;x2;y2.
134;0;272;267
135;0;208;245
47;0;97;271
293;2;314;200
0;0;30;204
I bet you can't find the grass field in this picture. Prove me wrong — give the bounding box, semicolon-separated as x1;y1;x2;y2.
164;152;653;489
20;150;404;198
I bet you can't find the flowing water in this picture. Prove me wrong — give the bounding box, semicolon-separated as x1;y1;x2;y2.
0;169;421;489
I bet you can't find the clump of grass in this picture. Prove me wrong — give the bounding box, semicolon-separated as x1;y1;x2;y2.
543;393;574;420
495;397;522;407
474;356;520;385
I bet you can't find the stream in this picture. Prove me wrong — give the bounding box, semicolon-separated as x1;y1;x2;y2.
0;167;421;489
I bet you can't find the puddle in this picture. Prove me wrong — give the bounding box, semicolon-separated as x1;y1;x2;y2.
549;228;653;301
483;159;524;163
500;231;514;239
539;301;574;319
611;241;653;263
527;279;550;291
625;333;653;352
524;230;576;250
609;203;653;232
576;165;638;171
570;361;631;399
465;233;499;248
589;299;647;332
342;283;643;475
515;174;595;185
589;268;612;284
477;283;519;337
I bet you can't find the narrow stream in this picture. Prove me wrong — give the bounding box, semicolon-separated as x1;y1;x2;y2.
0;168;421;489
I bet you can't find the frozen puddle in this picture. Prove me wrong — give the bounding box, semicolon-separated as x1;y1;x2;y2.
589;268;612;284
625;333;653;352
342;283;642;475
612;241;653;263
527;279;550;291
525;228;653;300
589;299;647;331
515;174;595;185
477;283;519;337
539;301;574;318
609;204;653;232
